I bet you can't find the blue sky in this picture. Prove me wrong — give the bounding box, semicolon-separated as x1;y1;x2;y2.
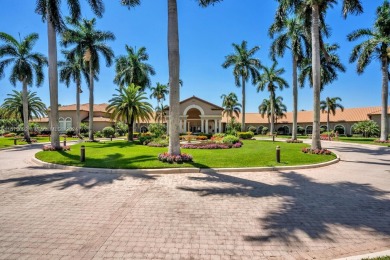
0;0;384;113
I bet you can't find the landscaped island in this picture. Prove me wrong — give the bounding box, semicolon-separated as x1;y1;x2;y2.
35;140;336;169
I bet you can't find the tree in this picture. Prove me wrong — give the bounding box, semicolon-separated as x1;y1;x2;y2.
257;61;289;135
114;45;155;90
274;96;288;123
58;51;84;136
220;92;241;130
299;43;346;91
122;0;222;155
320;96;344;137
258;98;271;127
269;16;309;140
277;0;363;149
348;0;390;141
258;96;287;131
61;18;115;141
150;82;169;119
1;90;47;122
0;32;47;142
155;104;169;125
222;40;261;131
107;84;153;142
35;0;104;149
352;120;380;137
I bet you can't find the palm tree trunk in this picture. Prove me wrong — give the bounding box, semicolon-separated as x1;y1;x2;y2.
241;76;246;131
88;61;94;141
76;81;81;137
47;17;60;149
168;0;181;155
292;55;298;140
327;109;330;141
311;4;322;149
22;79;31;143
270;92;275;135
380;57;389;141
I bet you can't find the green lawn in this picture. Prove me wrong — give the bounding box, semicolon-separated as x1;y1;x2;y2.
35;140;336;169
337;137;390;146
0;136;79;149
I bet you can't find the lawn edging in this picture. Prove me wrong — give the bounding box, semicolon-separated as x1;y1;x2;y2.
31;152;340;174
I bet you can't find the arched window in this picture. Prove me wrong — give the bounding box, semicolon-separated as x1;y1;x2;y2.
65;117;72;130
140;126;148;133
306;125;313;135
59;117;65;132
320;125;327;133
257;126;264;135
334;125;345;135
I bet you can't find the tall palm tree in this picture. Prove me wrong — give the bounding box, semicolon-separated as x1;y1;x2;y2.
259;98;271;127
114;45;155;90
107;84;153;142
221;92;242;130
122;0;222;155
58;51;84;136
150;82;169;118
1;90;47;122
0;32;47;142
258;96;287;131
299;43;346;91
277;0;363;149
257;61;289;135
269;16;309;140
155;104;169;125
274;96;288;123
35;0;104;149
222;40;261;131
348;0;390;141
320;96;344;136
61;18;115;141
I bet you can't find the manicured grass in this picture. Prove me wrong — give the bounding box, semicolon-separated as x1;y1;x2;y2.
0;136;79;149
337;137;389;147
35;140;336;169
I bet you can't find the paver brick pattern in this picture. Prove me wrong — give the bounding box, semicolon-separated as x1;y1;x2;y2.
0;142;389;259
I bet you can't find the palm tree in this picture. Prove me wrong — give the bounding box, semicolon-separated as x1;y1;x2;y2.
122;0;222;155
258;96;287;131
150;82;169;119
274;96;288;123
277;0;363;149
1;90;47;122
155;104;169;125
35;0;104;149
348;1;390;141
114;45;155;90
269;16;309;140
257;61;289;135
107;84;153;142
0;32;47;142
259;98;271;127
61;18;115;141
320;96;344;137
222;40;261;131
221;92;242;130
58;51;84;136
299;43;346;91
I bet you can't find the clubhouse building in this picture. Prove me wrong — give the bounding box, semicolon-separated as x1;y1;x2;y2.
32;96;389;136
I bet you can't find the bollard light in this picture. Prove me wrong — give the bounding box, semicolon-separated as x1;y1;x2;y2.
63;136;67;147
80;145;85;162
276;145;281;163
14;139;17;145
111;135;113;141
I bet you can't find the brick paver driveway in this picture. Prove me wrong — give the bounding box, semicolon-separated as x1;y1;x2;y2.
0;141;389;259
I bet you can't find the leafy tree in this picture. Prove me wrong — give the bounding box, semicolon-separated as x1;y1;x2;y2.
276;0;363;149
269;16;309;140
35;0;104;149
352;120;380;137
221;92;241;130
0;32;47;142
150;82;169;123
114;45;155;90
258;96;287;131
320;96;344;138
155;104;169;125
107;84;153;142
257;61;289;134
148;123;167;138
348;0;390;141
222;40;261;131
122;0;222;155
1;90;47;122
61;18;115;141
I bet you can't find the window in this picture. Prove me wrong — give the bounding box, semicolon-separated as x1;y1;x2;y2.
59;117;72;132
306;125;313;135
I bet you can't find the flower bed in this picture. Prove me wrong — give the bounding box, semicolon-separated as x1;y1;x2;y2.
286;139;303;143
42;145;71;151
374;139;390;143
157;152;193;163
301;147;332;155
181;141;242;149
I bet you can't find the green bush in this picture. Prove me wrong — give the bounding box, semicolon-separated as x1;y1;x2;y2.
148;123;167;138
139;135;153;145
248;125;257;133
222;135;240;144
237;131;254;139
66;128;75;137
297;126;305;135
261;127;269;135
147;138;169;147
115;122;128;136
102;127;115;138
95;131;103;138
79;123;89;134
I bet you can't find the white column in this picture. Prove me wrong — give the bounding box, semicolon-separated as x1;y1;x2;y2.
201;119;204;133
184;119;187;132
214;120;217;133
219;120;222;133
205;120;209;134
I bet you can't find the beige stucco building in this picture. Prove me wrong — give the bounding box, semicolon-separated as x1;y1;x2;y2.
32;96;389;136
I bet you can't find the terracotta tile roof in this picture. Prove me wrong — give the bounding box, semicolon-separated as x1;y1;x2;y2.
82;117;113;123
179;96;224;110
57;103;109;112
368;107;390;115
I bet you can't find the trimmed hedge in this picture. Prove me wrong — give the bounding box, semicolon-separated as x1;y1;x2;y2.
237;131;254;139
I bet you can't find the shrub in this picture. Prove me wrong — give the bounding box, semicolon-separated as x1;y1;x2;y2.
148;123;167;138
182;143;230;149
232;142;242;148
352;120;380;137
196;135;208;140
374;139;390;143
66;128;75;137
114;132;120;138
247;125;257;134
237;131;254;139
261;127;269;135
42;145;71;151
301;147;332;155
79;123;89;134
158;152;193;163
95;131;103;138
102;127;115;138
222;135;240;144
147;138;168;147
115;122;128;136
139;135;153;145
286;139;303;143
297;126;305;135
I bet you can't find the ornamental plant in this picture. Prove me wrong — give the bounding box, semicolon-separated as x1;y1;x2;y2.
301;147;332;155
157;152;193;163
102;127;115;138
222;135;240;144
42;145;71;151
237;131;254;139
286;139;303;143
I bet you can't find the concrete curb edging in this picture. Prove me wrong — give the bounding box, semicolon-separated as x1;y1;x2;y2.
31;153;340;175
333;249;390;260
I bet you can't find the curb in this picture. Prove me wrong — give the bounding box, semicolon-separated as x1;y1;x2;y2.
333;249;390;260
31;153;340;175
